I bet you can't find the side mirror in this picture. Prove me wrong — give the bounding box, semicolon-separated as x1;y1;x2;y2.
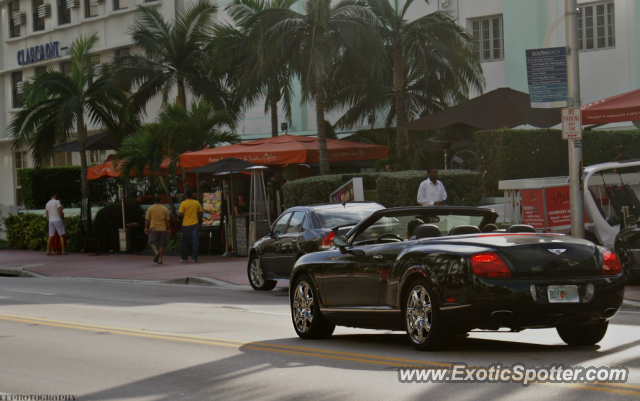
332;235;348;248
260;229;272;237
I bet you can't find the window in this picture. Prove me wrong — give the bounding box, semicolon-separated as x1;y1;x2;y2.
115;48;130;58
12;72;22;108
314;206;382;228
58;0;71;24
272;212;292;235
286;212;306;233
578;2;615;51
33;0;45;31
114;0;128;10
471;15;504;62
88;54;100;86
89;150;107;164
60;61;72;74
14;151;28;206
9;1;20;38
85;0;98;17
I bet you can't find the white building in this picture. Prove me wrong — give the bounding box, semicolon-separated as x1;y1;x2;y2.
0;0;635;213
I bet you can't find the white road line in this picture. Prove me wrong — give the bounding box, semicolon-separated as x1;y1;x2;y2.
0;289;56;296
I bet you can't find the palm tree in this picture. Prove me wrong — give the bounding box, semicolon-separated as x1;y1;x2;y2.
8;32;128;231
245;0;384;175
223;0;297;138
329;0;484;159
157;100;240;198
115;0;227;112
114;124;179;219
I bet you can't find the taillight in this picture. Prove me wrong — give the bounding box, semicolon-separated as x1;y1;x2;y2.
602;249;622;275
320;231;336;250
471;252;511;278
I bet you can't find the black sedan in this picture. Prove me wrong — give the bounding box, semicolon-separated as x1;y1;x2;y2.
289;206;624;350
248;202;385;291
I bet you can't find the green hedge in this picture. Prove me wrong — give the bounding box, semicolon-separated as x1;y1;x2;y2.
376;170;484;207
17;166;119;210
474;128;640;195
282;170;483;208
4;213;83;251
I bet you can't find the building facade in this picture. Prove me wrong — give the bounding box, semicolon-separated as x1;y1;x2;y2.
0;0;638;211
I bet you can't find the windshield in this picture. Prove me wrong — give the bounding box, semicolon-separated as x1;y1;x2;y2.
315;205;383;228
353;213;487;245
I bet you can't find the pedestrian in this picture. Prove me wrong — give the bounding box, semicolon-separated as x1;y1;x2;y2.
144;195;171;264
407;218;425;239
179;189;203;262
614;146;632;162
234;193;249;216
417;166;447;206
385;164;393;172
46;190;66;255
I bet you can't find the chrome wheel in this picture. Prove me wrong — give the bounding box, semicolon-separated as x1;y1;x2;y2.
406;285;432;344
293;281;314;334
249;258;264;287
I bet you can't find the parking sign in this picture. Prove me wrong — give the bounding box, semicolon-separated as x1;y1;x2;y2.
562;108;582;140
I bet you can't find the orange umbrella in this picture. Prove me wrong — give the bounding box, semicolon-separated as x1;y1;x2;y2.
178;134;389;168
87;159;192;180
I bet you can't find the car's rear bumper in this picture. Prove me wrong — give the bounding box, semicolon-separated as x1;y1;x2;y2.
441;276;625;331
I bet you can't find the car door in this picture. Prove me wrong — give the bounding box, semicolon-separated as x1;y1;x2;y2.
260;212;292;274
277;211;306;276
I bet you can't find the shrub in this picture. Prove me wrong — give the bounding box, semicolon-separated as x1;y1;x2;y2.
64;215;84;253
376;170;484;207
17;166;119;210
282;170;483;208
5;213;48;250
474;128;640;195
93;202;146;251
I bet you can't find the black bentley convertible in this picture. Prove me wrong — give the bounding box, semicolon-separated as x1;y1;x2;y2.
289;206;625;351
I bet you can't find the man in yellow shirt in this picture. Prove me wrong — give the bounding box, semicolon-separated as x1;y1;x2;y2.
178;189;203;262
145;195;171;264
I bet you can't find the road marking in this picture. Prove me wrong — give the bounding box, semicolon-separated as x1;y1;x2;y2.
0;289;56;296
0;313;639;396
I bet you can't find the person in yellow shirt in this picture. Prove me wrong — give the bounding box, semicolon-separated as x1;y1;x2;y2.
178;189;203;262
144;195;171;264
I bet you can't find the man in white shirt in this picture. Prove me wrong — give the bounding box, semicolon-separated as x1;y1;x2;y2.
46;190;66;255
417;167;447;206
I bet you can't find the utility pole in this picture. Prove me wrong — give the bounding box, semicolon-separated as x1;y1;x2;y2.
566;0;584;239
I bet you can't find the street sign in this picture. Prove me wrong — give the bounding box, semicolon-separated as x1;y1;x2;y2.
526;47;568;108
562;107;582;140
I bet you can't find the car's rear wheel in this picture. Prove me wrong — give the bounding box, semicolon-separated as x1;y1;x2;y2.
557;321;609;346
404;277;447;351
291;274;335;339
248;256;277;291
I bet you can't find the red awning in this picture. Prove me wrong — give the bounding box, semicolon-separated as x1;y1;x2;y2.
581;88;640;124
178;134;389;168
87;159;190;180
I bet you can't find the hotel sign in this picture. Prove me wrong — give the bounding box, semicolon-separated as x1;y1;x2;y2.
17;41;61;66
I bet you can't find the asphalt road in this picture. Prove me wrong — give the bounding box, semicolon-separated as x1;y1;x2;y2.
1;277;640;400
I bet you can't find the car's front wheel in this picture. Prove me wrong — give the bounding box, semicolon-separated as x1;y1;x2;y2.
291;274;335;339
248;256;277;291
557;321;609;346
404;277;447;351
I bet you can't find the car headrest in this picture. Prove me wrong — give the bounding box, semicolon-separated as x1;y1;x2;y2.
506;224;536;233
448;225;482;236
482;224;499;233
412;224;441;239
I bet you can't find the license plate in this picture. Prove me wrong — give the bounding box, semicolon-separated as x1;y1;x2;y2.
548;285;579;303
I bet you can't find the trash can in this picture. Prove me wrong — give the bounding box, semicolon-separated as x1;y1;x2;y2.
118;228;130;252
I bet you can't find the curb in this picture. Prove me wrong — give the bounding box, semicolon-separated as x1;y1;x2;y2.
0;264;43;277
162;276;251;289
622;299;640;310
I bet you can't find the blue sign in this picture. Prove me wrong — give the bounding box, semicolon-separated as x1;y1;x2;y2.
17;41;60;66
526;47;568;108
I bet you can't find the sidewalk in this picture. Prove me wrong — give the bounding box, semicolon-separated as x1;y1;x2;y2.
0;250;639;301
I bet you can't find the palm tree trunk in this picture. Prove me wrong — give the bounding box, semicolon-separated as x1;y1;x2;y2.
315;77;330;176
196;172;201;202
158;175;178;219
393;47;407;159
177;78;187;109
270;95;279;137
181;167;190;192
77;115;92;232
